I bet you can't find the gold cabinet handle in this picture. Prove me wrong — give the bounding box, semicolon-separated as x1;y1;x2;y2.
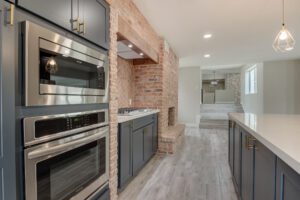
245;135;258;150
71;18;79;32
79;21;85;35
6;4;14;26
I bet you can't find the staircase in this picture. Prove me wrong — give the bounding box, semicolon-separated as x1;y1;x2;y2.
199;104;244;129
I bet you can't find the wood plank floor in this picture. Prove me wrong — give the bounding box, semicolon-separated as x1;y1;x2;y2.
118;128;238;200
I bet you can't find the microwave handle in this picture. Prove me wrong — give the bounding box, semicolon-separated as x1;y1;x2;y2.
28;129;107;160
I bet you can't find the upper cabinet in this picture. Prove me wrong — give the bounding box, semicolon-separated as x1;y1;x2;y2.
17;0;110;49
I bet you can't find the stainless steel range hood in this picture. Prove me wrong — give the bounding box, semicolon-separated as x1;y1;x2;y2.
117;40;144;60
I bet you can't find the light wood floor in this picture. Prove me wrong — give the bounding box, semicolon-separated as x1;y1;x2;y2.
118;128;238;200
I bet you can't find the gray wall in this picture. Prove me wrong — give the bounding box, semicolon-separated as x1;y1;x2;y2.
263;60;300;114
178;67;201;126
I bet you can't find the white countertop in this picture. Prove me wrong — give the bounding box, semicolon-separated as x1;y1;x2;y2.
229;113;300;174
118;110;160;123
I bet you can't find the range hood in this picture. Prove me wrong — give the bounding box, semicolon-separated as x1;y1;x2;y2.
117;40;144;59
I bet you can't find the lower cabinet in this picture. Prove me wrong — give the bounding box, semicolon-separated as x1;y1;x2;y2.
132;128;144;175
229;120;300;200
241;130;254;200
276;158;300;200
118;114;158;189
143;124;153;162
254;140;276;200
229;121;234;173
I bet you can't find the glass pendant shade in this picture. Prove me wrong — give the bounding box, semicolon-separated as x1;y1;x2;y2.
273;25;296;52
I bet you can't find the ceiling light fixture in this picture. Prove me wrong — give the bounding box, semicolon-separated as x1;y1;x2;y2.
128;44;133;48
139;52;144;56
203;34;212;39
204;54;211;58
273;0;295;52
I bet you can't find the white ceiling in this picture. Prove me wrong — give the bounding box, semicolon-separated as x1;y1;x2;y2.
133;0;300;67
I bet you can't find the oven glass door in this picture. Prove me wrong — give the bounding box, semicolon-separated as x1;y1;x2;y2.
39;39;106;94
36;138;106;200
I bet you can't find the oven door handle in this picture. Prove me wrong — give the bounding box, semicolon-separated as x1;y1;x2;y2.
28;129;107;160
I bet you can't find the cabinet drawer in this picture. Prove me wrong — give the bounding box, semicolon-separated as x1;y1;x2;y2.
133;115;154;131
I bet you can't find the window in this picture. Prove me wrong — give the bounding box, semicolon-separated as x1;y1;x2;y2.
245;65;257;94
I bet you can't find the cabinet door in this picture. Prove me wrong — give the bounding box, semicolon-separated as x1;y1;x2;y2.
228;121;234;172
276;158;300;200
153;114;158;152
79;0;109;49
118;122;132;188
241;131;254;200
143;124;153;162
233;124;241;192
254;140;276;200
132;128;144;175
0;1;17;199
17;0;72;30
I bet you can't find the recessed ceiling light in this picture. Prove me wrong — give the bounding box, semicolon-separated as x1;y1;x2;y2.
204;54;211;58
128;44;133;48
203;34;212;39
139;52;144;56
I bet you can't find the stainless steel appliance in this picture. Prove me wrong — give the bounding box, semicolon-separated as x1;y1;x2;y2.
23;110;109;200
22;21;109;106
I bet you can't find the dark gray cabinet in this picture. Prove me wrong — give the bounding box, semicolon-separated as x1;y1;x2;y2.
132;128;144;175
118;121;132;187
276;158;300;200
228;121;234;172
233;124;241;192
118;114;158;189
0;1;17;200
143;124;153;162
241;130;254;200
153;114;158;152
254;140;276;200
17;0;110;49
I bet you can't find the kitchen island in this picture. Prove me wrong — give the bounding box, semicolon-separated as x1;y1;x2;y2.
229;113;300;200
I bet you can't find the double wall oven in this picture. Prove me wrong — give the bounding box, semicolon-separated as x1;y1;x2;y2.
23;110;109;200
21;21;110;200
23;21;109;106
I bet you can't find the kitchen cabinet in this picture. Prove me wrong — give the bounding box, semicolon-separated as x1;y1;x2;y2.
143;124;153;162
153;114;158;152
90;184;110;200
118;113;158;189
254;140;276;200
276;158;300;200
118;121;132;187
17;0;110;49
233;124;241;193
132;128;144;175
0;1;17;200
241;130;254;200
228;121;234;172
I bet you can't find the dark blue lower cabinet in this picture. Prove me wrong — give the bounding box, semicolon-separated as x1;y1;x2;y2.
233;124;241;193
276;158;300;200
241;130;254;200
132;128;144;175
229;121;234;173
254;140;276;200
89;185;110;200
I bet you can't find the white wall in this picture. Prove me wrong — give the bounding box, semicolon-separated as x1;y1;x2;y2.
240;63;264;114
263;60;300;114
179;67;201;126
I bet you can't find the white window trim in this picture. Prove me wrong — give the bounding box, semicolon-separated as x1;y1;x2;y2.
245;65;257;95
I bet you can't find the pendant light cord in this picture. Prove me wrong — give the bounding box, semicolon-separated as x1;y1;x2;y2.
282;0;285;26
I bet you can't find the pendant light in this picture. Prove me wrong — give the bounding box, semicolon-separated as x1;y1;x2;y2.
273;0;295;52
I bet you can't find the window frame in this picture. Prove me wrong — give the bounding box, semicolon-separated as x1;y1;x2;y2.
245;65;258;95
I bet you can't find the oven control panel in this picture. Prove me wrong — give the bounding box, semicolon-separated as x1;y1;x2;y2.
34;111;107;138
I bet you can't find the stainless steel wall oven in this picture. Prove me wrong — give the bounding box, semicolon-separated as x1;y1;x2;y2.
22;21;109;106
23;110;109;200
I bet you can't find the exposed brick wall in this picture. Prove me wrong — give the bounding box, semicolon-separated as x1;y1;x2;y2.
107;0;179;199
108;6;118;200
117;57;135;108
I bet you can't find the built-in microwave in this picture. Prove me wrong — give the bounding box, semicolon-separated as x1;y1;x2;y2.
22;21;109;106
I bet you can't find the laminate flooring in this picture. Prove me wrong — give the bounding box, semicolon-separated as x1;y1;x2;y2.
118;128;238;200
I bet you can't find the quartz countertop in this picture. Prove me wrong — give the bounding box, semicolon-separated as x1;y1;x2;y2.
229;113;300;174
118;109;160;123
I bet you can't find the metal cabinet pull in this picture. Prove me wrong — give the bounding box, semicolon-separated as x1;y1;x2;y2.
79;21;85;34
5;4;14;26
71;18;79;32
245;135;258;150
